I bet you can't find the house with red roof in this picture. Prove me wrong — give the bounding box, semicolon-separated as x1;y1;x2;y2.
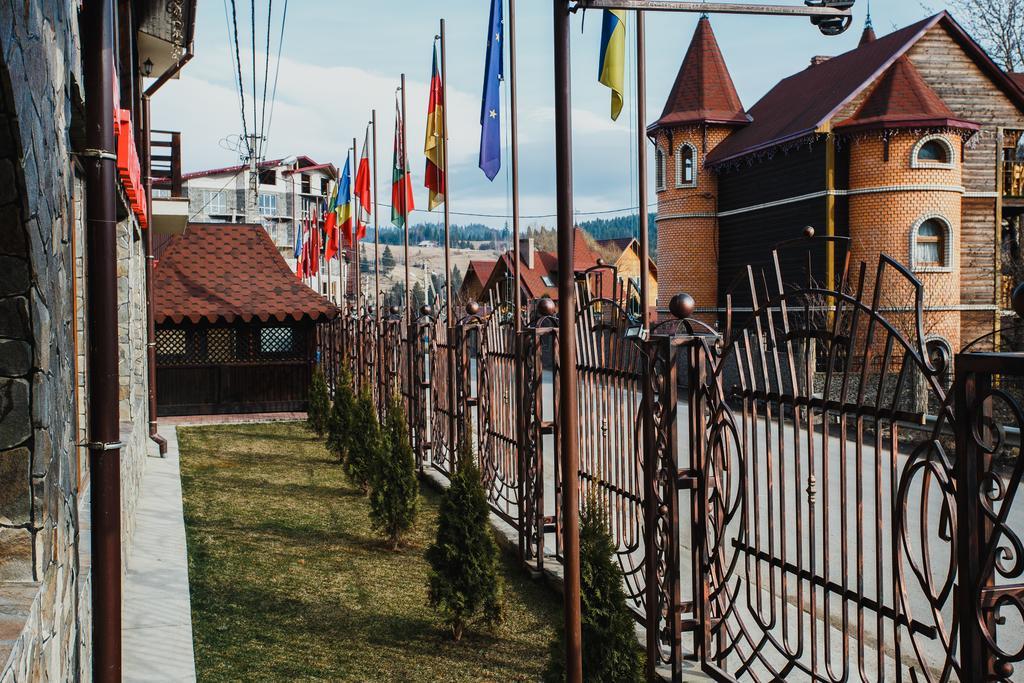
654;12;1024;357
155;155;339;276
153;223;338;415
462;230;608;312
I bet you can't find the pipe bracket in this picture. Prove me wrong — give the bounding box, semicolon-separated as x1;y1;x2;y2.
78;149;117;161
82;441;125;452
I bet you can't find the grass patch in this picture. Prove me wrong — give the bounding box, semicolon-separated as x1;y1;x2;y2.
178;421;560;682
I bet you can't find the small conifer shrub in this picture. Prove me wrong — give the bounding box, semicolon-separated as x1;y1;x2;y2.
370;392;419;549
307;365;330;437
327;365;355;464
425;425;502;641
346;387;380;494
543;492;644;682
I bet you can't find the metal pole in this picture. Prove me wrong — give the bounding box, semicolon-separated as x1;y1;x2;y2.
353;140;361;312
553;2;583;680
401;73;411;324
372;111;380;315
440;19;453;323
636;12;650;330
82;0;122;678
509;0;528;564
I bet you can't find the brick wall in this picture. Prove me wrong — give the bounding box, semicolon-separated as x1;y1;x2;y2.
846;132;963;352
655;125;731;323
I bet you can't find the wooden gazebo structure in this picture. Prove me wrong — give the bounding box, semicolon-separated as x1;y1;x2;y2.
153;223;338;416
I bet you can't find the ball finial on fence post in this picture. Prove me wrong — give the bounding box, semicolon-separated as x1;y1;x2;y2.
670;293;696;320
389;305;400;316
419;305;433;318
537;297;557;318
803;226;815;239
466;301;481;316
1012;283;1024;320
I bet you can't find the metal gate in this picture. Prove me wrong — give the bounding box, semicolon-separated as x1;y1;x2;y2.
683;237;1024;681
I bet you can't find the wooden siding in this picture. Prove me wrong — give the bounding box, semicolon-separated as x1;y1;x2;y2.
962;196;998;306
717;141;826;212
717;198;829;308
908;26;1024;194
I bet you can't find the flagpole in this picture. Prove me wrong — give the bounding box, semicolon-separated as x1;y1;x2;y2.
636;12;649;331
372;112;380;315
553;1;583;680
353;139;361;313
401;73;411;325
440;19;452;324
510;0;522;328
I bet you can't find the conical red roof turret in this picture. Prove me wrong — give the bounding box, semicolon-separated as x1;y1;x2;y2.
650;17;749;131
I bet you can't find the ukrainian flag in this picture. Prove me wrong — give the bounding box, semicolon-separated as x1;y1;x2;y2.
599;10;627;121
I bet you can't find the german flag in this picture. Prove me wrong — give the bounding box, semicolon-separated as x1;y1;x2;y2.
424;44;445;210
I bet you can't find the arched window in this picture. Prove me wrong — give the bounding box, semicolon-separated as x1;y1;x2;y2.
655;147;666;192
676;143;697;187
911;216;952;270
912;135;955;168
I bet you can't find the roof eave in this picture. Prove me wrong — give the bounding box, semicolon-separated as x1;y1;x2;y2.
835;117;981;135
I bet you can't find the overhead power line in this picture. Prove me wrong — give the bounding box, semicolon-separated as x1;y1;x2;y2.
374;202;658;221
227;0;250;157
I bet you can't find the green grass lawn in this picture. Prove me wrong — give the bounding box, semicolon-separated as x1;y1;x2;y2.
178;421;561;682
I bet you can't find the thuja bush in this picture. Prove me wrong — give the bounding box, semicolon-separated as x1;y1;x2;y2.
425;425;502;641
543;492;644;682
307;365;330;436
370;392;419;550
327;365;355;464
346;387;381;494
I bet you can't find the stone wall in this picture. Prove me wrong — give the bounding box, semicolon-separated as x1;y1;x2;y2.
0;1;151;679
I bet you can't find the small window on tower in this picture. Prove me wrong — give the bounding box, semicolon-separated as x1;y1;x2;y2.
912;217;950;270
676;144;696;187
912;135;954;168
301;173;311;194
655;148;666;192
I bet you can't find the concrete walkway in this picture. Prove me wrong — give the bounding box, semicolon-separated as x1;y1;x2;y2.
123;425;196;683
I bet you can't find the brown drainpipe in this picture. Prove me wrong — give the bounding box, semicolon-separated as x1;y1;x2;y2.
81;0;122;679
141;50;192;456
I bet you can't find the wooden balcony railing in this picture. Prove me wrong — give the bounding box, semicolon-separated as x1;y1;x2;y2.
150;129;183;198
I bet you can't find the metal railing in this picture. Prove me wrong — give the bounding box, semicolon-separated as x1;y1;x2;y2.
322;238;1024;682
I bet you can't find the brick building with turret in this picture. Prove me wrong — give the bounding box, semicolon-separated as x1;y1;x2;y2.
654;12;1024;360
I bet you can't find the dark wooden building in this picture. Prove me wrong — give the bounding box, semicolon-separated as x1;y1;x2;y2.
153;223;338;415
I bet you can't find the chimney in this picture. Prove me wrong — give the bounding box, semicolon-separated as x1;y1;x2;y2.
810;55;832;68
519;237;535;270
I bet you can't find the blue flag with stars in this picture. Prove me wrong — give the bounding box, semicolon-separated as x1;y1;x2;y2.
479;0;503;181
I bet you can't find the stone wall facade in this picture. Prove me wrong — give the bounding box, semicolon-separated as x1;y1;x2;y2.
0;1;152;679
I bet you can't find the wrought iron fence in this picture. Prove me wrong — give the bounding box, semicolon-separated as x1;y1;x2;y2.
320;236;1024;682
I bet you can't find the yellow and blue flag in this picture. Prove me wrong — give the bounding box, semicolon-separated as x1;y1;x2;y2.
599;10;626;121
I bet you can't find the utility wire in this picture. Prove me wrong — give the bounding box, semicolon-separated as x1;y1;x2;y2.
264;0;289;159
250;0;258;158
257;0;273;160
227;0;250;157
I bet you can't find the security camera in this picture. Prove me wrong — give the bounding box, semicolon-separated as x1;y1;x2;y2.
806;0;855;36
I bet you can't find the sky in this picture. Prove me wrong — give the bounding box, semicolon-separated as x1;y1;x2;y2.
150;0;933;231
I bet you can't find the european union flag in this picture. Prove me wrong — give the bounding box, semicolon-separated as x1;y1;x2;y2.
479;0;503;181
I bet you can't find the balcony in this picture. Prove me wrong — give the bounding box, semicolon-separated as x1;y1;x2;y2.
1004;129;1024;203
150;129;189;234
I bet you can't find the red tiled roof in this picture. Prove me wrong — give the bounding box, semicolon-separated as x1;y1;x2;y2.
706;12;1024;165
836;55;979;133
651;17;748;131
154;223;339;325
479;229;604;302
467;259;498;286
